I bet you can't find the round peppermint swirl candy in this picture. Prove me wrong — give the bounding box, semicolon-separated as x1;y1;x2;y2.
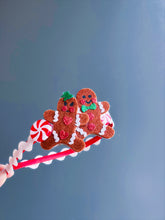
30;119;53;143
100;112;114;127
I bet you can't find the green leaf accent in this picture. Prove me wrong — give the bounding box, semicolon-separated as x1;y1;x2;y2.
61;91;74;101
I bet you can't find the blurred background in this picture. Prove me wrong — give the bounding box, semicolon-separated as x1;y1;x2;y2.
0;0;164;219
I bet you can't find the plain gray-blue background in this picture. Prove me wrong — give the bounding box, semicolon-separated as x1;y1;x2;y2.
0;0;164;220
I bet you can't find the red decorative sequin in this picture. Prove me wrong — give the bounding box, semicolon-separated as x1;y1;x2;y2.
80;99;86;105
88;123;96;131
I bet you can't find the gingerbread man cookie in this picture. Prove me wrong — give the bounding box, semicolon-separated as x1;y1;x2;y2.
41;91;89;152
76;88;115;139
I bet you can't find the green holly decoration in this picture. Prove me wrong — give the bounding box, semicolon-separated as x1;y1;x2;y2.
61;91;74;101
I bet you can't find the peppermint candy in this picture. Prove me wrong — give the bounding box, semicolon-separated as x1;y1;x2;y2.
100;112;114;127
30;119;53;143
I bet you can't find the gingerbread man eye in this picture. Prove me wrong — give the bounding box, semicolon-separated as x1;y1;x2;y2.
64;101;67;106
70;102;74;106
88;95;92;98
82;95;86;98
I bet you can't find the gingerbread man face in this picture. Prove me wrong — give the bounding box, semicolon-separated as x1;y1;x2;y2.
57;96;78;117
76;88;97;110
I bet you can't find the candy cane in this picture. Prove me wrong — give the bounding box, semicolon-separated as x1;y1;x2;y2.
0;135;102;187
13;136;101;170
0;112;113;188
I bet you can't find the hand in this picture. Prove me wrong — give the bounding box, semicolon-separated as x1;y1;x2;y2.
0;164;7;187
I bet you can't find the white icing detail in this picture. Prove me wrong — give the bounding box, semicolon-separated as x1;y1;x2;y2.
76;127;87;137
53;111;59;122
5;136;34;178
99;124;107;135
98;102;105;113
53;130;60;142
69;133;76;145
75;114;80;127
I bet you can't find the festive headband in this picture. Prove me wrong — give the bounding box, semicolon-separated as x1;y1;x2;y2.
0;88;115;187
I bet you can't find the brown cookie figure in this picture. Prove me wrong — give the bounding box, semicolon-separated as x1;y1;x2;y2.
41;91;89;152
76;88;115;139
